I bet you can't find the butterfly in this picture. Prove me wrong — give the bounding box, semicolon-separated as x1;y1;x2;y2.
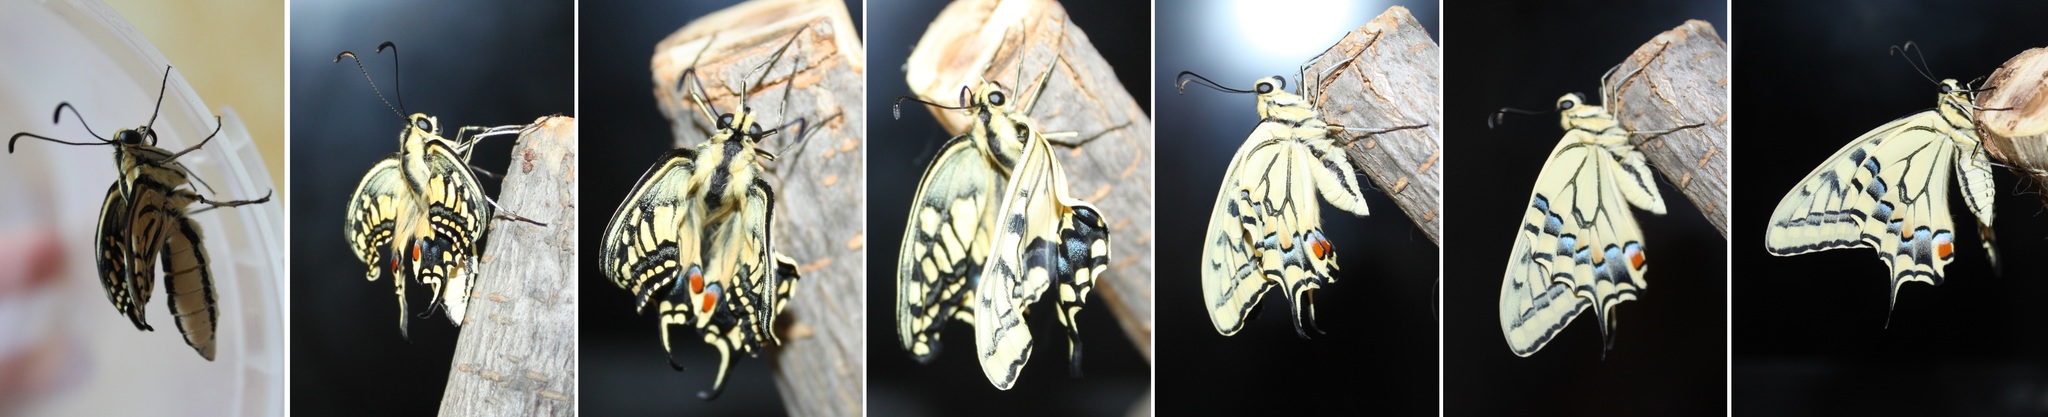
1765;43;1997;317
1496;62;1702;357
893;51;1112;390
599;29;817;400
8;66;273;360
336;42;538;339
1174;69;1426;338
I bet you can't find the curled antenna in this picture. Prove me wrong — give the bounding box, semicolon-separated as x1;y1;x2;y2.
9;101;116;152
334;41;407;121
1889;41;1938;86
1487;107;1551;129
893;95;971;120
1175;71;1252;94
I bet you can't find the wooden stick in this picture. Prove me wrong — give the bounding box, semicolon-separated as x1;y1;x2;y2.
651;0;866;414
1602;20;1732;238
1305;6;1443;246
1976;48;2048;206
906;0;1156;363
437;115;578;416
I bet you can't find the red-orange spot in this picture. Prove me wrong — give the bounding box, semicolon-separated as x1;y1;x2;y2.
1310;237;1332;259
391;257;400;271
689;269;704;294
411;244;421;261
1937;241;1953;259
1630;251;1646;269
701;293;716;313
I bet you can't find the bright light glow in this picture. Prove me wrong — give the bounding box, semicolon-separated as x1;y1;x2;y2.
1231;0;1364;64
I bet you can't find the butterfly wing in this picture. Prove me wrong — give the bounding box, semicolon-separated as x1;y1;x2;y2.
601;148;701;312
94;182;152;331
1201;121;1345;338
1766;111;1966;308
973;136;1109;389
1500;134;1654;356
897;135;1002;362
408;140;494;326
159;210;219;360
346;156;406;282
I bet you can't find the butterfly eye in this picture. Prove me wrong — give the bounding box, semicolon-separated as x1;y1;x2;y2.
749;122;763;137
717;114;734;129
413;117;433;132
1256;82;1274;94
1939;84;1953;93
1558;100;1576;111
988;91;1006;107
114;130;142;145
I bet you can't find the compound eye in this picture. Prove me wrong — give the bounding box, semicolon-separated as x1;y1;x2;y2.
749;122;763;137
717;114;734;129
1558;100;1576;111
413;117;432;132
1940;84;1953;93
115;130;142;145
988;91;1006;107
1256;82;1273;94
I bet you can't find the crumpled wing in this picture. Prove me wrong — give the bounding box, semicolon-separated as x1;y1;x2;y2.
974;136;1108;390
159;212;219;360
897;135;1001;362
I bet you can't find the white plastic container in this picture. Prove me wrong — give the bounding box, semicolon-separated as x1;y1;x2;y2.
0;1;283;415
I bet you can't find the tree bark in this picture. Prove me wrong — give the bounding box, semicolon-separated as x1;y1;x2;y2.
1305;5;1443;246
650;0;867;414
1976;48;2048;206
1602;20;1732;238
905;0;1156;364
438;115;579;417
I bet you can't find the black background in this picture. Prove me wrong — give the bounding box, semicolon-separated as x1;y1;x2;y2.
865;0;1152;415
288;0;573;415
1734;1;2048;415
1441;0;1727;415
577;1;862;415
1154;1;1440;415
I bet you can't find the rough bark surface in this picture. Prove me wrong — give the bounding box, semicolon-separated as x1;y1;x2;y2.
438;116;579;417
905;0;1156;364
1977;48;2048;206
1306;6;1443;245
1602;20;1732;238
649;0;868;414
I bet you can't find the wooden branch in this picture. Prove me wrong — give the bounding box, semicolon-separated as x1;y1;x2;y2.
438;116;578;417
1307;6;1443;246
1602;20;1732;238
906;0;1156;363
651;0;866;414
1976;48;2048;206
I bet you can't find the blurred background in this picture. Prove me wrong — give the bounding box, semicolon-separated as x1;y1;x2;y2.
1734;1;2048;415
288;0;571;415
1154;0;1440;415
1441;0;1727;415
866;0;1152;415
578;0;862;415
0;0;285;415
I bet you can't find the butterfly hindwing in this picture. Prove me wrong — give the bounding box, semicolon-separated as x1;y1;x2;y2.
1766;111;1966;305
896;134;1002;362
406;140;493;325
973;135;1108;390
1501;133;1653;356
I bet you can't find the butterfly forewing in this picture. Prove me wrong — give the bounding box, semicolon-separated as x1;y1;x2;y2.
1766;112;1967;305
896;135;1001;361
1500;127;1655;357
601;148;701;311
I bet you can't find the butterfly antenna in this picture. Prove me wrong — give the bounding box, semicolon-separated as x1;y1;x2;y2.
1487;107;1550;129
377;42;409;115
143;65;175;134
1174;71;1255;94
1890;41;1938;86
335;43;405;121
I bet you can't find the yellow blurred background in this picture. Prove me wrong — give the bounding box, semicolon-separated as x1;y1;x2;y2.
102;0;284;189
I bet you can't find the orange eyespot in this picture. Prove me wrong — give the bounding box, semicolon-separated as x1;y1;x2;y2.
688;267;705;294
1312;237;1332;259
1630;251;1646;269
701;293;716;313
1937;241;1953;259
411;243;421;261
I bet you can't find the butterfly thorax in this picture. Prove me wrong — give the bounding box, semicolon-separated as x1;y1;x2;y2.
1555;94;1627;147
398;113;448;199
689;110;765;222
1934;79;1977;133
963;82;1030;176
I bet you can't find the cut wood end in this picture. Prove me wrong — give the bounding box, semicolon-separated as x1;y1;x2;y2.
651;0;863;125
1978;47;2048;203
906;0;1065;133
1365;5;1431;43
